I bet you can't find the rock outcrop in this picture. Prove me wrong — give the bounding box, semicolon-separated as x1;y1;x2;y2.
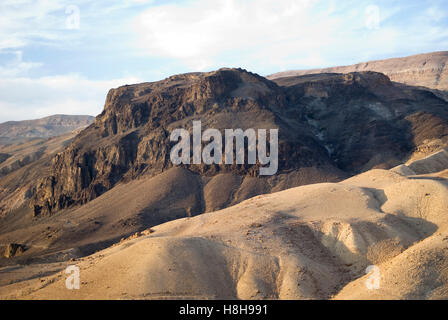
3;243;25;258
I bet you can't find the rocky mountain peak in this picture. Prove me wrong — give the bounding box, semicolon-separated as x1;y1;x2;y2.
31;68;336;216
30;67;448;216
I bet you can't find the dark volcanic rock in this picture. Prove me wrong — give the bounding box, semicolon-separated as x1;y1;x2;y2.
30;68;448;216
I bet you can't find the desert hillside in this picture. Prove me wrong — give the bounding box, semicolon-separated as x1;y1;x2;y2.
1;148;447;299
268;51;448;92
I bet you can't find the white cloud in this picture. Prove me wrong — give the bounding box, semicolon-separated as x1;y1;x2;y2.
0;51;43;77
0;0;147;122
0;0;71;50
133;0;325;70
132;0;448;73
424;6;446;23
0;74;141;122
0;0;154;51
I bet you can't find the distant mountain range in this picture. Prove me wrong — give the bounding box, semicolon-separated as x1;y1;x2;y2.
268;51;448;92
0;114;95;144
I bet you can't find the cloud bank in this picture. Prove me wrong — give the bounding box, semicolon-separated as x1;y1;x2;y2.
133;0;448;72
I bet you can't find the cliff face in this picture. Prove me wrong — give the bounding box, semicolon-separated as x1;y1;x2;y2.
30;68;448;216
274;72;448;172
31;69;337;216
268;51;448;91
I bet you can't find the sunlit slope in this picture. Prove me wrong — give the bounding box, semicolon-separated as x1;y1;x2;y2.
2;150;448;300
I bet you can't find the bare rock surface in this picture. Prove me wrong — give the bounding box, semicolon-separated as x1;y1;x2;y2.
3;243;25;258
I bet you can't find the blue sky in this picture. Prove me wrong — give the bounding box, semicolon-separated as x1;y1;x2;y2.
0;0;447;122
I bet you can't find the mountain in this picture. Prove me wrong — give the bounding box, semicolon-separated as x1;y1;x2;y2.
30;68;448;218
2;149;448;299
272;72;448;170
0;115;95;145
268;51;448;92
30;68;345;217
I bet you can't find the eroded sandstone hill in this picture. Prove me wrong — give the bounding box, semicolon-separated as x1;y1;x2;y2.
268;51;448;91
30;68;448;217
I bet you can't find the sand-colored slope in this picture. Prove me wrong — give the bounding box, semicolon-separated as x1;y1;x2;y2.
2;158;448;299
0;166;336;267
335;232;448;299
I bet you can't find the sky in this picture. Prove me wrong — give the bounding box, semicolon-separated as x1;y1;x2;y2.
0;0;447;123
